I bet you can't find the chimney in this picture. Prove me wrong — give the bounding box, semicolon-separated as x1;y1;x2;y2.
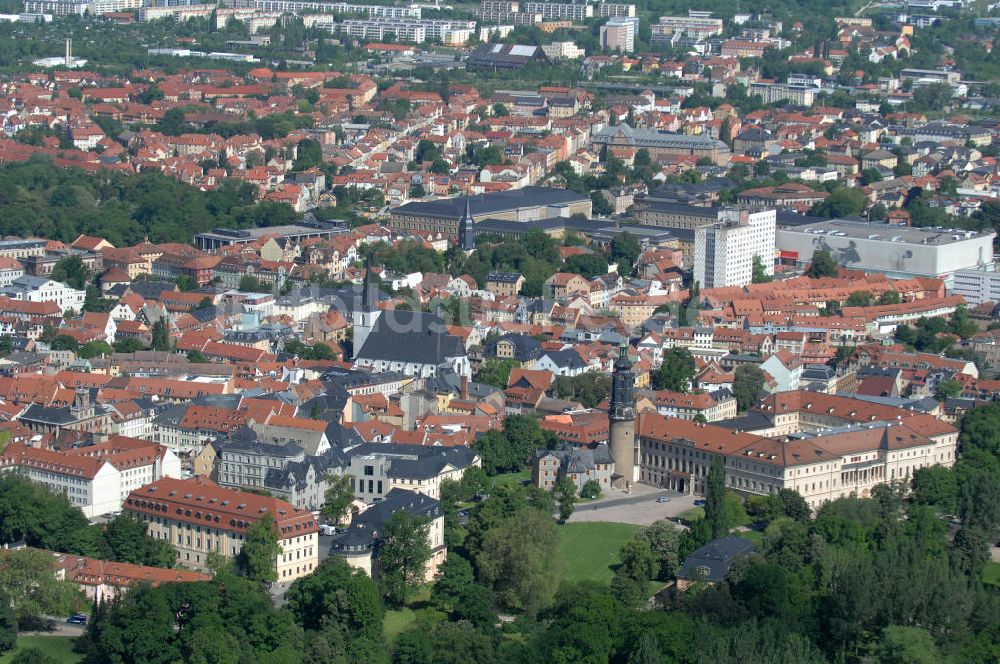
65;38;71;67
460;375;468;400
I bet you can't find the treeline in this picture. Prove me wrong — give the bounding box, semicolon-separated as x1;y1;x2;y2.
0;159;297;245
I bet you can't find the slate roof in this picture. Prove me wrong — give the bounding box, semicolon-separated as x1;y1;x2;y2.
539;349;587;370
329;488;441;553
677;536;756;582
485;333;542;361
347;442;478;479
356;310;466;365
127;280;176;300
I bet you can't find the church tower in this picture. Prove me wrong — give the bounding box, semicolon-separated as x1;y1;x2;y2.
458;197;476;252
609;343;637;488
352;256;382;359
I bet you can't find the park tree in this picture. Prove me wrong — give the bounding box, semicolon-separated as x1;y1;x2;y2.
732;365;765;412
812;187;866;218
555;477;577;522
0;594;14;655
610;232;641;275
0;549;82;624
236;513;282;583
430;553;475;614
150;318;170;351
704;456;727;539
805;250;838;278
564;253;609;279
321;474;354;524
875;626;941;664
751;255;772;284
911;465;957;513
51;255;89;290
934;379;963;401
378;510;432;607
476;358;518;388
580;479;602;500
474;505;561;614
285;557;383;638
653;348;696;392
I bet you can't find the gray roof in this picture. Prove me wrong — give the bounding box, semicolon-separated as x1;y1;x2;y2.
593;124;729;151
329;488;441;553
356;310;466;365
677;536;755;582
539;349;587;370
392;187;588;221
485;333;541;361
348;442;479;479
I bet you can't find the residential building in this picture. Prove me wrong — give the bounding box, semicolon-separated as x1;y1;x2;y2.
344;442;480;505
52;553;210;603
532;444;614;491
0;436;181;518
124;476;318;580
601;17;638;53
329;488;445;580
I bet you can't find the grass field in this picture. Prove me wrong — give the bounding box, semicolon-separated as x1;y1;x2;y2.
679;507;705;522
0;636;83;664
735;530;764;547
984;561;1000;587
382;586;432;644
489;470;529;490
557;521;641;584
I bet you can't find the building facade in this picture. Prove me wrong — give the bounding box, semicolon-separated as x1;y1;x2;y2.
124;476;318;580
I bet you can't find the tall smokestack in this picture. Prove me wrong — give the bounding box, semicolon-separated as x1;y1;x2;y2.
65;38;71;67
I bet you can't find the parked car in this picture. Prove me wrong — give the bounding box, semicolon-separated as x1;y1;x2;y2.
656;495;671;503
318;524;337;536
67;613;87;625
693;499;706;507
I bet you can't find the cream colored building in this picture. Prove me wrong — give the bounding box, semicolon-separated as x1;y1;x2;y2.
124;476;318;581
637;393;958;510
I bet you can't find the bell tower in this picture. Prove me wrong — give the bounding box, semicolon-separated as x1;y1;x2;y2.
352;256;382;359
609;343;636;487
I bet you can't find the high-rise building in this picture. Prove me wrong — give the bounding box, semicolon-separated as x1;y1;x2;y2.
600;16;638;52
694;208;776;289
609;344;636;487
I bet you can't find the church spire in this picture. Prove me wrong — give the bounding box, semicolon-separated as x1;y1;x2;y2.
361;254;374;311
458;197;476;251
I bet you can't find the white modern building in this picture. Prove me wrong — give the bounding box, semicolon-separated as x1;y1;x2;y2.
777;220;995;284
0;275;86;314
695;208;776;289
0;437;182;518
951;268;1000;305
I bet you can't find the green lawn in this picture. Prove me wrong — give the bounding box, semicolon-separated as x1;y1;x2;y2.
489;470;529;490
735;530;764;547
984;561;1000;588
0;636;83;664
557;522;641;584
679;507;705;522
382;586;432;644
383;606;418;643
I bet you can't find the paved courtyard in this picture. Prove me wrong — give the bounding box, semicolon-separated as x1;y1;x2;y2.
568;484;698;526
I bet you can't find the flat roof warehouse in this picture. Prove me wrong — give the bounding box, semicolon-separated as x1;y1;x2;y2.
783;219;992;246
